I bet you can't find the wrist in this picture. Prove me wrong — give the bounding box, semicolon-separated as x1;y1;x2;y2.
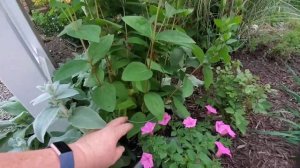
69;143;87;168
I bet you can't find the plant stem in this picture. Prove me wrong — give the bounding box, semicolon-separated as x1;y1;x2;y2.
147;0;163;68
105;57;113;83
166;64;202;101
94;0;100;19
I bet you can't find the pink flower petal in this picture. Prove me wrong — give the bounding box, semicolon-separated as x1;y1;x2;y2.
141;122;156;135
158;113;171;126
183;117;197;128
205;105;217;114
215;141;232;158
141;152;154;168
215;121;236;138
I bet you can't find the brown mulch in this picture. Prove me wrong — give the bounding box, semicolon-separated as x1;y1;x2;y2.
220;48;300;168
0;81;13;101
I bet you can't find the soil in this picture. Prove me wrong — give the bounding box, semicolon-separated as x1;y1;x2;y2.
0;81;12;101
220;48;300;168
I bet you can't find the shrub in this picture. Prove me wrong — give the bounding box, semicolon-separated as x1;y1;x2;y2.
197;61;272;134
31;9;67;36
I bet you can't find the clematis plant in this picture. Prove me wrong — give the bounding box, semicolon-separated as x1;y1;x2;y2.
215;121;236;138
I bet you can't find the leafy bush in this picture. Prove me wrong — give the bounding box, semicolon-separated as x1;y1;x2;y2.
31;9;67;36
141;120;231;168
198;61;272;134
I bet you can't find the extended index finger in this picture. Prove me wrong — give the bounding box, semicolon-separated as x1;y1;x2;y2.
106;117;128;127
113;123;133;140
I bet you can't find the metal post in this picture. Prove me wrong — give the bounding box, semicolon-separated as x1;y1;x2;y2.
0;0;55;117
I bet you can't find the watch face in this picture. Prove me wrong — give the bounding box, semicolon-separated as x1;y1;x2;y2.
53;142;72;153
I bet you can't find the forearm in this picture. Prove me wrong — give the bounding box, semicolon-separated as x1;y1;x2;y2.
0;143;85;168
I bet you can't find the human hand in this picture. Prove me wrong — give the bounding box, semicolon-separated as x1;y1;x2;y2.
70;117;133;168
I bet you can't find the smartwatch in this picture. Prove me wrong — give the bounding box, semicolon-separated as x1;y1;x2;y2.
50;141;74;168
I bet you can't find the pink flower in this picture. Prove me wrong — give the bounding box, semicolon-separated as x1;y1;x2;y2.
141;122;156;135
183;117;197;128
215;121;236;138
141;152;154;168
215;141;232;158
158;113;171;126
205;105;217;114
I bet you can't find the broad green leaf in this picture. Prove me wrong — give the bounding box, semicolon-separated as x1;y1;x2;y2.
192;44;205;63
182;77;194;97
127;112;146;138
187;75;203;87
156;30;195;44
165;2;177;18
94;18;122;30
170;47;184;67
122;16;152;38
133;80;150;93
88;34;114;64
116;98;137;111
33;107;60;143
122;62;153;81
83;68;104;87
69;106;106;129
173;97;190;118
0;100;27;116
113;81;128;101
53;60;89;81
58;19;101;42
91;83;116;112
146;59;170;74
203;65;213;89
127;37;148;47
144;93;164;120
48;129;81;145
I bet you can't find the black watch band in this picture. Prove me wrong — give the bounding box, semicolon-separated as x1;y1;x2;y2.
50;141;74;168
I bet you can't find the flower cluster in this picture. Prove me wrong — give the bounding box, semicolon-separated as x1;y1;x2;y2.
140;105;236;168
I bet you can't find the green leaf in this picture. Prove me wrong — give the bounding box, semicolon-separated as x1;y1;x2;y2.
182;77;194;97
0;100;27;116
144;92;164;120
170;47;185;67
203;65;213;89
122;62;153;81
33;107;60;143
192;44;205;63
58;19;101;42
69;106;106;129
116;98;137;110
146;59;170;74
88;34;114;64
122;16;152;38
165;2;177;18
127;112;146;138
54;60;89;81
127;37;148;47
94;18;122;30
83;68;104;87
91;83;116;112
156;30;195;44
48;129;81;145
113;81;128;101
133;80;150;93
199;152;212;166
173;97;190;118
